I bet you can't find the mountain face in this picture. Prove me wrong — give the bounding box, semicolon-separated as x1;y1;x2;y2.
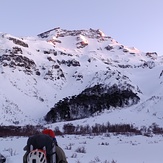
0;28;163;127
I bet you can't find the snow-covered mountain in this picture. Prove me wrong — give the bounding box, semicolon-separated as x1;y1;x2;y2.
0;27;163;127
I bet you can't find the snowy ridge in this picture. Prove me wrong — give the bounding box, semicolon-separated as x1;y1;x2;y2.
0;27;163;127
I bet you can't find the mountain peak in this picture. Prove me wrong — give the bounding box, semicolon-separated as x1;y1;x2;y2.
0;27;163;127
38;27;109;40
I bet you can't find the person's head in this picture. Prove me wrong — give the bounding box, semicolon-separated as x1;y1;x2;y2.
42;129;55;138
42;129;57;145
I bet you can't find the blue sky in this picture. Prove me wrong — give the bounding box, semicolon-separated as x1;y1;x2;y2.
1;0;163;55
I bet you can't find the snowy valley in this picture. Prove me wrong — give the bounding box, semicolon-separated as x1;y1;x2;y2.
0;27;163;162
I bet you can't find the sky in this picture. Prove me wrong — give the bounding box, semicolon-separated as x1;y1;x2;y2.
0;0;163;55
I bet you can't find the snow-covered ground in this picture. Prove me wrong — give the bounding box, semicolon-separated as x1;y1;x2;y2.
0;134;163;163
1;28;163;163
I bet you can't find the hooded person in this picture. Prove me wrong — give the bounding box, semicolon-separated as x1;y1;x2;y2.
41;129;68;163
23;129;68;163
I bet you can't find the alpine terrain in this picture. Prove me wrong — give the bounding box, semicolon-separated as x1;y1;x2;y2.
0;27;163;129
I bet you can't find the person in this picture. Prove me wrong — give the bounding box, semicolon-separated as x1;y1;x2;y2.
0;153;6;163
23;129;68;163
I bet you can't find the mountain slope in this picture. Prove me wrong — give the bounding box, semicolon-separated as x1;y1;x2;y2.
0;28;163;127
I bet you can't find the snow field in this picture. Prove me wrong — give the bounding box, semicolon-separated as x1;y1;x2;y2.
0;134;163;163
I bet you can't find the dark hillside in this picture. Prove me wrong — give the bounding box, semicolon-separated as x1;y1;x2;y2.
45;84;140;122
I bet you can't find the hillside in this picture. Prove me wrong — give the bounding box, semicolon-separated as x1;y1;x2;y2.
0;28;163;128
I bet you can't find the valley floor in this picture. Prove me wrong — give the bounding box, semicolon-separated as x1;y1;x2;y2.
0;134;163;163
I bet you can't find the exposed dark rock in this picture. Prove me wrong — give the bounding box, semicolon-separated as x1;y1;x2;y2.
36;71;41;76
38;27;107;40
43;49;57;55
0;54;36;74
12;47;23;54
76;41;88;48
118;64;133;68
105;45;113;51
146;52;157;59
138;61;155;69
8;37;28;47
123;49;129;53
58;59;80;67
